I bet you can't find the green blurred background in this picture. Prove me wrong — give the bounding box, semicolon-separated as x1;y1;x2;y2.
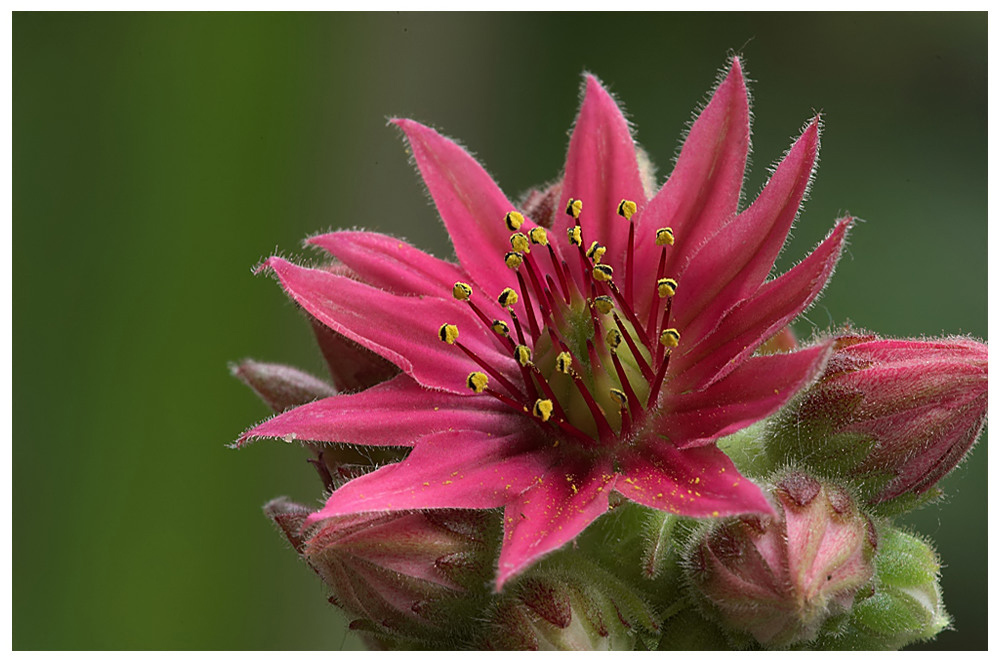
13;12;986;650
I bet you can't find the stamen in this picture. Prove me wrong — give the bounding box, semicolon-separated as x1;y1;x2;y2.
610;388;627;406
508;309;528;347
568;226;583;247
546;245;571;304
593;264;614;282
618;200;638;302
617;200;637;221
438;323;459;345
606;328;623;350
565;198;583;220
452;282;473;301
645;245;669;339
659;328;680;348
491;319;510;337
657;277;678;298
498;287;519;309
466;371;489;393
592;295;614;315
528;227;548;245
533;399;554;422
586;241;606;263
608;349;643;417
647;346;674;410
655;227;675;246
603;279;648;346
555;351;573;374
504;251;524;270
456;342;522;398
612;312;654;381
510;232;531;254
514;344;532;367
505;211;525;231
513;271;540;341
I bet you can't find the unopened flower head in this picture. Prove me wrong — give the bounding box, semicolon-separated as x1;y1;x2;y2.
772;334;988;506
240;58;852;590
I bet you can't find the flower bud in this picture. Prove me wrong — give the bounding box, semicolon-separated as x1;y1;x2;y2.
768;335;987;508
688;473;877;647
230;359;336;412
486;558;659;650
813;525;949;650
264;499;497;640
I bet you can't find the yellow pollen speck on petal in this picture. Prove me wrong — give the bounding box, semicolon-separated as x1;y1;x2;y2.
498;287;519;308
565;198;583;219
660;328;680;348
510;232;531;254
491;319;510;337
609;388;627;405
592;295;614;315
504;251;524;270
514;344;532;366
617;199;638;220
606;328;623;351
533;399;554;421
555;351;573;374
586;241;607;263
466;371;489;393
712;511;720;517
657;277;678;298
453;282;473;300
529;227;549;245
655;227;675;246
438;323;459;344
593;264;614;282
505;210;525;231
570;483;578;494
568;226;583;246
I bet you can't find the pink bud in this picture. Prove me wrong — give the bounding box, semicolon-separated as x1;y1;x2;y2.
264;499;494;635
689;473;877;647
801;335;987;504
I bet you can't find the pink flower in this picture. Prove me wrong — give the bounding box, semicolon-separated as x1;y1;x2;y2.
240;58;851;590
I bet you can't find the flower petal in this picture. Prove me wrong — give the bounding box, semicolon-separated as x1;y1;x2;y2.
558;75;646;278
392;118;545;322
616;443;773;517
633;58;750;313
495;459;616;590
308;231;466;297
663;343;833;450
236;374;521;447
305;430;555;523
262;257;517;394
672;118;820;334
673;217;850;390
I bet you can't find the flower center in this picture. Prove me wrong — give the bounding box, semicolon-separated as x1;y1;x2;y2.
438;199;681;448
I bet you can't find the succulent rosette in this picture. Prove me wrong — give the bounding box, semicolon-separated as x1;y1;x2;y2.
239;57;852;589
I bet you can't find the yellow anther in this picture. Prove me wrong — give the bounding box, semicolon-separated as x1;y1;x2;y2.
660;328;681;348
586;241;607;263
466;371;489;393
504;210;525;231
510;232;531;254
593;264;614;282
655;227;675;246
491;319;510;337
498;287;519;308
565;198;583;220
592;295;614;315
657;277;678;298
610;388;627;405
606;328;623;351
438;323;459;345
617;199;638;221
529;227;549;245
504;251;524;270
514;344;533;367
533;398;554;422
555;351;573;374
453;282;473;300
567;226;582;246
